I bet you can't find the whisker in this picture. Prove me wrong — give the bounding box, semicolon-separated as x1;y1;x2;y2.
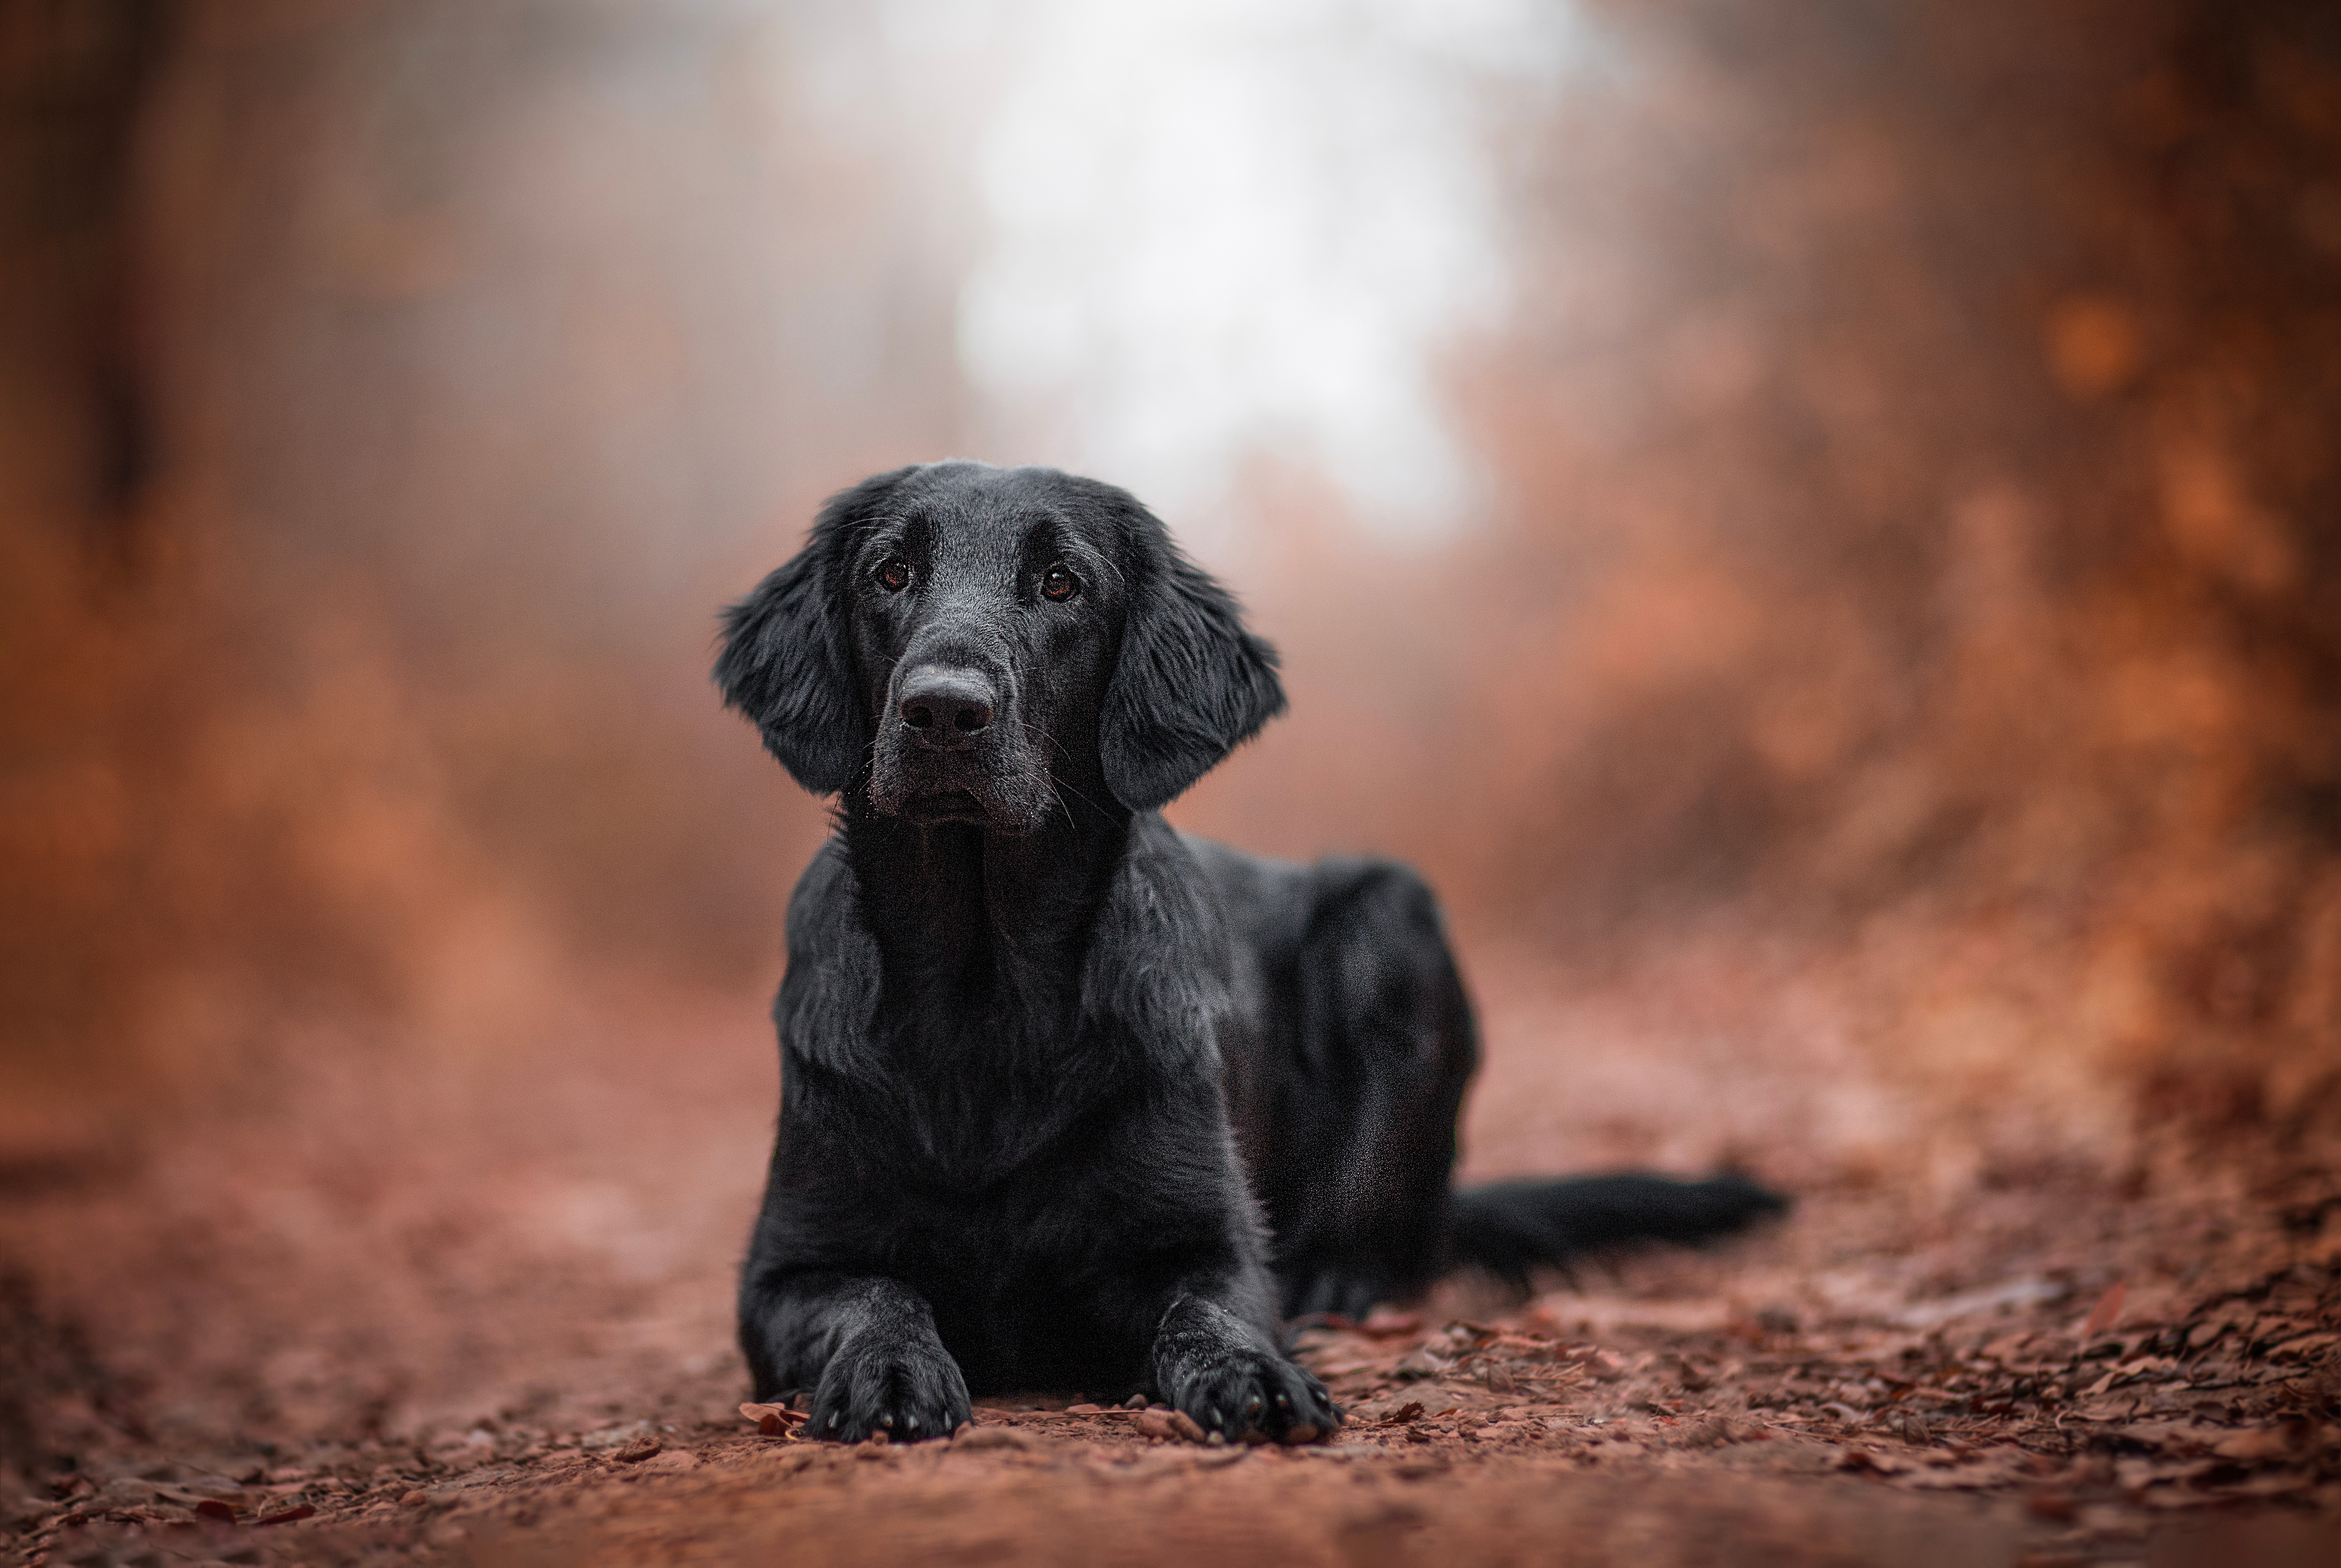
1008;715;1115;819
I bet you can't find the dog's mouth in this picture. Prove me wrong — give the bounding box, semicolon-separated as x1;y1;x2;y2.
869;728;1054;834
899;789;991;825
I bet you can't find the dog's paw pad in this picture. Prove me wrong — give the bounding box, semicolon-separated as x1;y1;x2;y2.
1167;1347;1340;1444
811;1337;971;1444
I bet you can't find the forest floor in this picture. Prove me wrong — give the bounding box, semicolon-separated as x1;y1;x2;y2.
4;955;2338;1567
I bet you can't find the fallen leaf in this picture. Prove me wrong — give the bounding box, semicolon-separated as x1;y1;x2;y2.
740;1402;806;1438
193;1498;239;1522
1359;1310;1424;1337
2082;1282;2127;1340
954;1425;1035;1451
256;1504;316;1526
1675;1416;1739;1449
1583;1350;1630;1382
1306;1358;1384;1379
2210;1425;2302;1461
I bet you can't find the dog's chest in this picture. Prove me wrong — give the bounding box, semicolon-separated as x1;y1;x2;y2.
854;1010;1121;1181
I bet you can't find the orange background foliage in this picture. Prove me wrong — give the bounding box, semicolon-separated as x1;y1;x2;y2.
2;0;2336;1211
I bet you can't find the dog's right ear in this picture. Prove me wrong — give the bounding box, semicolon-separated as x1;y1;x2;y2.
714;468;914;795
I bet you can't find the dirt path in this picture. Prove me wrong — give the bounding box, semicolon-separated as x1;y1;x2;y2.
5;976;2338;1566
11;1179;2337;1567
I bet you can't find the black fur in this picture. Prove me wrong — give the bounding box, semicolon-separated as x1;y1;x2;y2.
1449;1174;1788;1296
715;461;1784;1444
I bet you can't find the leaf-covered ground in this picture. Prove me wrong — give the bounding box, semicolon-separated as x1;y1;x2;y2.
10;1175;2338;1567
5;975;2338;1567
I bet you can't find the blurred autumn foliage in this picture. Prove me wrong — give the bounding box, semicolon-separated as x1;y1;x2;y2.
1184;0;2341;1180
2;0;2337;1188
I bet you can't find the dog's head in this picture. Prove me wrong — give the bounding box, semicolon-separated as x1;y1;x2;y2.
716;462;1285;831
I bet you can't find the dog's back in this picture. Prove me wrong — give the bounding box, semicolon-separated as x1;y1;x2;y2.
1187;834;1784;1318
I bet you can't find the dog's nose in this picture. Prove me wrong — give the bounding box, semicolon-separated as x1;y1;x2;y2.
898;666;996;743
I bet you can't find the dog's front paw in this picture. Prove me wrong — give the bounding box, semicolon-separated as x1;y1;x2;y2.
811;1333;971;1442
1164;1344;1340;1444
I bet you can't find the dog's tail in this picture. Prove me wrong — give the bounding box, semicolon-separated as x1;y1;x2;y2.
1446;1171;1788;1292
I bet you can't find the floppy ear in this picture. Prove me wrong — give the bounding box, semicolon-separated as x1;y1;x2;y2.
714;469;912;795
1100;539;1287;812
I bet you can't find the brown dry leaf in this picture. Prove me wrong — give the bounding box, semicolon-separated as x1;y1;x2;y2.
1580;1350;1631;1382
1674;1416;1740;1449
1833;1447;1914;1475
1359;1310;1424;1337
950;1426;1033;1452
2210;1424;2303;1461
739;1401;806;1438
2081;1281;2127;1340
1306;1356;1384;1379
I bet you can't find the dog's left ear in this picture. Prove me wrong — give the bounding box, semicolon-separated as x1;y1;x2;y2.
1100;538;1286;812
715;467;915;794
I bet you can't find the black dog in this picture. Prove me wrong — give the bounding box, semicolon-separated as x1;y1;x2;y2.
715;462;1782;1444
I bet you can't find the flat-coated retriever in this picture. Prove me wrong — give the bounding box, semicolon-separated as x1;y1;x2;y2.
714;461;1783;1445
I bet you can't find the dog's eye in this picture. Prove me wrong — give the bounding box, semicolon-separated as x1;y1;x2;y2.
875;557;912;593
1040;564;1079;602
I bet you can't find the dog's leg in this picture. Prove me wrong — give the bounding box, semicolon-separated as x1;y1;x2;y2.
1149;1289;1341;1443
1256;859;1477;1322
741;1271;970;1443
